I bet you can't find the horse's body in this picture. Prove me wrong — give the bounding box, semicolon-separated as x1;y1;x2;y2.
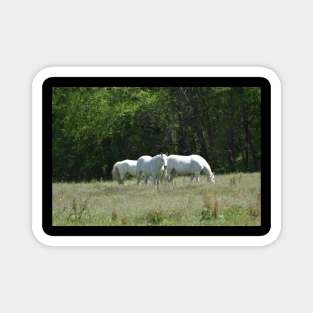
112;160;137;184
136;154;168;185
167;154;215;183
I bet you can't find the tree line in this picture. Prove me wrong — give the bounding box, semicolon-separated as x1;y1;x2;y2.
52;86;261;181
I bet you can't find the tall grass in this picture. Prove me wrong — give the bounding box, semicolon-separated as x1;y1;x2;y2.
52;172;261;226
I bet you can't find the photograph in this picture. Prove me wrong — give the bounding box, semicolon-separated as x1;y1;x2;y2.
3;0;307;310
52;85;262;227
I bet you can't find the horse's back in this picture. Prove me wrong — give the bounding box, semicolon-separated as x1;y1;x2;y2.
123;159;137;168
137;155;152;165
191;154;205;162
124;160;137;175
136;155;152;172
168;155;192;164
168;155;195;174
130;160;137;166
119;159;136;168
112;159;136;177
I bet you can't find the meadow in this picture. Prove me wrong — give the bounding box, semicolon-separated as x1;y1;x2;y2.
52;172;261;226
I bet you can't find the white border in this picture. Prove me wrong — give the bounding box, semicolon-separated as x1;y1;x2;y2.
32;66;281;246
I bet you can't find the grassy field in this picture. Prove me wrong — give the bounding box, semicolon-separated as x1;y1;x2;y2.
52;172;261;226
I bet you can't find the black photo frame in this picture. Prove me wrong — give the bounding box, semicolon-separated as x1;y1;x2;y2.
43;76;271;237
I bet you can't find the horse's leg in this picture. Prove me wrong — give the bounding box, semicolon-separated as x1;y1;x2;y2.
120;173;124;184
171;173;175;185
195;172;200;183
167;174;171;183
144;175;149;184
152;175;159;186
118;172;123;185
154;175;160;190
137;172;141;185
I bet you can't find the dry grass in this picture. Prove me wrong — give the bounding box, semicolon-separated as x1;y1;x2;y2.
52;172;261;226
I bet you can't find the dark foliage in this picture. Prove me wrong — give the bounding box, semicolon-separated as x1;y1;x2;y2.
52;87;260;181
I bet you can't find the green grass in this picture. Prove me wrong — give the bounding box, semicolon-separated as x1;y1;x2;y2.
52;172;261;226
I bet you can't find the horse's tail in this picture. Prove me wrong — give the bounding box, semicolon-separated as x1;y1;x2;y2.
112;163;122;184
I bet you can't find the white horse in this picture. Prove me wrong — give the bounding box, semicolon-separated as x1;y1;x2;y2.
112;160;137;184
136;153;168;185
167;154;215;183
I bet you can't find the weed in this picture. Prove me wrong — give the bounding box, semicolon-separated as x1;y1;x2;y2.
248;206;260;218
201;192;219;221
72;198;77;212
213;199;219;219
67;198;88;221
111;208;118;222
248;191;261;218
230;176;236;186
121;216;128;225
238;173;242;182
167;208;184;222
184;195;192;210
146;208;164;225
200;207;212;221
257;191;261;208
202;191;214;209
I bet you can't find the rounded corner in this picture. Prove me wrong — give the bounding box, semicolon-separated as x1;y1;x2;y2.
257;66;282;89
32;67;58;90
32;224;55;247
259;223;282;247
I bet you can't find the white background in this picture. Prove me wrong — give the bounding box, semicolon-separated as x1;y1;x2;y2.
0;0;311;312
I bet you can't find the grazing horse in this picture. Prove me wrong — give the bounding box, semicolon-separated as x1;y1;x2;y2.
136;153;168;185
112;160;137;184
167;154;215;183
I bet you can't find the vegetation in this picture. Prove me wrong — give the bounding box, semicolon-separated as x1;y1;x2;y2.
52;87;261;181
52;87;261;226
52;172;261;226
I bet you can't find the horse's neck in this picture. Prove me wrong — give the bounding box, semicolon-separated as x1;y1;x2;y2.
203;164;212;176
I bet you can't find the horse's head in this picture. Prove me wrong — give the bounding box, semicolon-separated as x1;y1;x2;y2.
208;172;215;184
159;153;168;169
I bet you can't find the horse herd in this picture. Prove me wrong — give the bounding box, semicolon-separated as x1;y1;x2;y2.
112;154;215;186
